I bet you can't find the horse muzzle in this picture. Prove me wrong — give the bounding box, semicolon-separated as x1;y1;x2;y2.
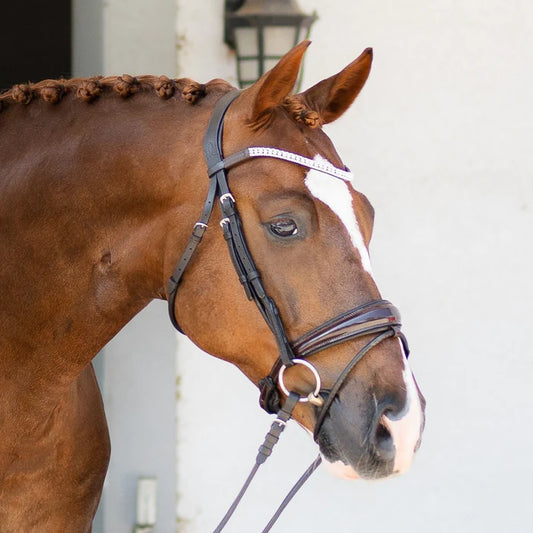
314;365;426;480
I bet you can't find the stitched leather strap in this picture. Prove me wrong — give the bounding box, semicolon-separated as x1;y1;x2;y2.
167;178;218;331
212;392;300;533
167;90;240;331
202;91;296;367
293;299;406;357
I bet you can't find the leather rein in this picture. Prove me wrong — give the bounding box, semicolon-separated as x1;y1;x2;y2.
167;90;409;532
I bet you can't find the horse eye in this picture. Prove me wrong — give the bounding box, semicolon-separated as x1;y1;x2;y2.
269;218;298;238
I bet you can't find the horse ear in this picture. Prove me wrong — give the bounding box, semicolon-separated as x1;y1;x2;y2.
247;40;311;123
296;48;373;125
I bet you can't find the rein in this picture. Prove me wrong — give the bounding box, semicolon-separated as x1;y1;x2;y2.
167;90;409;531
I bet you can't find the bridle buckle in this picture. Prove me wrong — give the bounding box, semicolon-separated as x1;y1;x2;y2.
192;221;207;239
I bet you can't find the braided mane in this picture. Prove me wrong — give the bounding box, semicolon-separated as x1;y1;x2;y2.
0;73;323;132
0;74;234;111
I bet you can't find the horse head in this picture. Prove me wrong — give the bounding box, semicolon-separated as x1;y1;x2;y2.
171;42;425;480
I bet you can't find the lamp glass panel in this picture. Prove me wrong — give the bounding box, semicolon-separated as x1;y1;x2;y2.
234;27;259;57
264;58;280;72
238;58;259;83
263;26;298;56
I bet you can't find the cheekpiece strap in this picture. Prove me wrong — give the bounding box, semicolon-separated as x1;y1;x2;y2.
203;90;242;174
203;90;296;369
167;90;241;331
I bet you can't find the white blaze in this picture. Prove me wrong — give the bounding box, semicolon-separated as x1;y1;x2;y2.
381;342;424;474
304;155;423;477
304;155;373;274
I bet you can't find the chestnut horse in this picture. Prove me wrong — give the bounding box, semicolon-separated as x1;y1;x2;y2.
0;42;425;531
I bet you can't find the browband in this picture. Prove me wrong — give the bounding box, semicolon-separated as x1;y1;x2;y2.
207;146;353;182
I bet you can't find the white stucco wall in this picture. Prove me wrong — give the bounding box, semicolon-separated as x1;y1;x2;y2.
96;302;177;533
175;2;533;532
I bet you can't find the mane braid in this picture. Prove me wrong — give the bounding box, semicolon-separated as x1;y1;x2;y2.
0;75;233;110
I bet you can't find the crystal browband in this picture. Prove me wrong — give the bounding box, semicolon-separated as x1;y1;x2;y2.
207;146;353;182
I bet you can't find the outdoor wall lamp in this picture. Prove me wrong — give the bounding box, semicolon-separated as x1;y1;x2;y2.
224;0;317;88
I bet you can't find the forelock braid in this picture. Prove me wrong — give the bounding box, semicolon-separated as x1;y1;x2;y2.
283;95;322;128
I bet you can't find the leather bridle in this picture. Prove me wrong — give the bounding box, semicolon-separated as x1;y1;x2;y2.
167;89;409;532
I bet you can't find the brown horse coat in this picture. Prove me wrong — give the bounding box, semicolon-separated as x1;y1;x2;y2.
0;43;424;531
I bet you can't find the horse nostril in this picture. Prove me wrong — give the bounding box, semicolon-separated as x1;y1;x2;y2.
372;421;395;461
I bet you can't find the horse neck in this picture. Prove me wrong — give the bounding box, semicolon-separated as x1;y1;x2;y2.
0;92;214;385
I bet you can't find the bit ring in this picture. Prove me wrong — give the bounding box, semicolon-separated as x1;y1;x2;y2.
278;359;323;406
